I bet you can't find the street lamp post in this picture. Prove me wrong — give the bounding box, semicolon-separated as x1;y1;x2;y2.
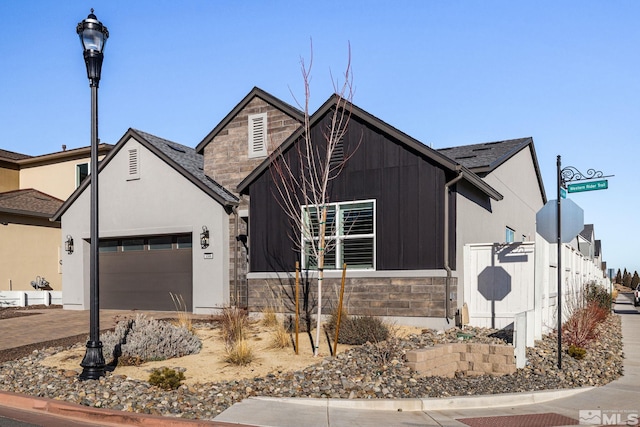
77;9;109;381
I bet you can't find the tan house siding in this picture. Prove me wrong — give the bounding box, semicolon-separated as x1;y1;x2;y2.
202;96;301;307
0;217;61;291
0;167;19;192
19;154;106;201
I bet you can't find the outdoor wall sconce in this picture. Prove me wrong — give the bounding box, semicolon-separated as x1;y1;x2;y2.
200;226;210;249
65;235;75;254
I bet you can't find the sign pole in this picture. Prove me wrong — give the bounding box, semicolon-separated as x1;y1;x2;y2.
556;155;562;370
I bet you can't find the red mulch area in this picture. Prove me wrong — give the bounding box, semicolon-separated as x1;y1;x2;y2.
458;413;578;427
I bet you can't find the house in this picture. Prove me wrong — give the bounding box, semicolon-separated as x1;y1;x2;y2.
195;87;304;307
0;145;111;293
52;129;238;313
236;95;548;328
437;138;547;291
0;189;63;292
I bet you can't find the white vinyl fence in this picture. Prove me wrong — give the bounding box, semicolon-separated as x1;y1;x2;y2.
464;234;608;341
0;291;62;307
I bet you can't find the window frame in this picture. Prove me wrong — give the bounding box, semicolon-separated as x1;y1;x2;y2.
301;199;376;271
505;227;515;243
76;162;89;188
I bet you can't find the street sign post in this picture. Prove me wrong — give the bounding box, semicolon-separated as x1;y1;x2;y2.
567;179;608;193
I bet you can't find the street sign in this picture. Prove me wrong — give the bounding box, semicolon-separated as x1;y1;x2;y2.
560;188;567;199
536;198;584;244
567;179;608;193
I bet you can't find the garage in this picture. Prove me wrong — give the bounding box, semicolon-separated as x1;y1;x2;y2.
99;234;193;311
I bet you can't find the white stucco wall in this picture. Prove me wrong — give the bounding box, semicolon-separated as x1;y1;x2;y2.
61;137;230;314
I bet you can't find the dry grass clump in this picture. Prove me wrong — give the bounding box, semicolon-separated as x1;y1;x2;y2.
268;322;291;349
261;306;278;328
216;306;248;344
214;306;255;366
170;292;193;333
224;339;254;366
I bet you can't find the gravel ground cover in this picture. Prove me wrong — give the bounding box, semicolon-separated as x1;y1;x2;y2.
0;306;623;421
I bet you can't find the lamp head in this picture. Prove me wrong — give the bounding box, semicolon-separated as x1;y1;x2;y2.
77;9;109;86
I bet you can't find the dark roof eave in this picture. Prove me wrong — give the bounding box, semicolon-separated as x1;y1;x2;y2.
53;129;238;221
0;207;59;219
239;95;492;197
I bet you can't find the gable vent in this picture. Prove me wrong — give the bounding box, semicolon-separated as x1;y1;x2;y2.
329;137;345;169
128;148;140;180
248;113;267;158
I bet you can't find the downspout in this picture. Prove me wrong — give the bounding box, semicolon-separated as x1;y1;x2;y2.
232;206;239;307
444;169;464;322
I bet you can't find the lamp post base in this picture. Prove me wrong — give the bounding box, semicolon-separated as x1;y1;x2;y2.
79;340;106;381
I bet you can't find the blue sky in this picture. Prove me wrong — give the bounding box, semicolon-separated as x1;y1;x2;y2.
1;1;638;274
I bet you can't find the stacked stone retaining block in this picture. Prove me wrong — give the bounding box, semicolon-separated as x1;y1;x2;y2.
406;343;516;377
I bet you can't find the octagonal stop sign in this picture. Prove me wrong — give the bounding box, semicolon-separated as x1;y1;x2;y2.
536;198;584;243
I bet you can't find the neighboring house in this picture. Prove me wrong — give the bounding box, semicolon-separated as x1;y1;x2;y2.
0;189;63;291
577;224;595;260
236;95;538;329
196;87;303;307
53;129;238;313
0;145;112;292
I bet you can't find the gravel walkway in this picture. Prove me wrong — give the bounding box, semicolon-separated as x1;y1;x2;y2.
0;314;623;421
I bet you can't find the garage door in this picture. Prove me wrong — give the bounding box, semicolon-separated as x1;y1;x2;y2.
99;234;192;311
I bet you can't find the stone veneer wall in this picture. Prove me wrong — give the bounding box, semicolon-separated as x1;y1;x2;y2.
202;97;301;307
406;343;516;377
247;276;457;318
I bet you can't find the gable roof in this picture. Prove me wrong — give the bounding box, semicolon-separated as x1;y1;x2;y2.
195;86;304;154
52;129;238;221
579;223;595;241
438;137;547;203
237;94;503;201
0;189;63;218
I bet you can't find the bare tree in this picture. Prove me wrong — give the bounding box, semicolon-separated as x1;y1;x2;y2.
270;42;356;356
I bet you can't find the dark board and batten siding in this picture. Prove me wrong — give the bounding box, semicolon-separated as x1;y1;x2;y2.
248;113;456;273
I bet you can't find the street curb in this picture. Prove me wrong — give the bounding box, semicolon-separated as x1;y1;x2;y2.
0;390;232;426
248;386;594;412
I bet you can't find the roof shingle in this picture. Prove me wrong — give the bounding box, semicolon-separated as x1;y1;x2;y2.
0;189;63;217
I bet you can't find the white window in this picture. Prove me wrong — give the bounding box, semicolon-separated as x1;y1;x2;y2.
128;148;140;180
248;113;267;158
76;162;89;187
302;200;375;270
506;227;515;243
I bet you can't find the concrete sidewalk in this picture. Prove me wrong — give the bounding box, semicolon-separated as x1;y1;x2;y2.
0;295;637;426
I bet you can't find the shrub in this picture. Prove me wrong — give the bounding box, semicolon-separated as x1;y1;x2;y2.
563;302;608;349
585;283;612;310
148;367;185;390
100;314;201;366
568;344;586;360
326;313;390;345
225;339;254;366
